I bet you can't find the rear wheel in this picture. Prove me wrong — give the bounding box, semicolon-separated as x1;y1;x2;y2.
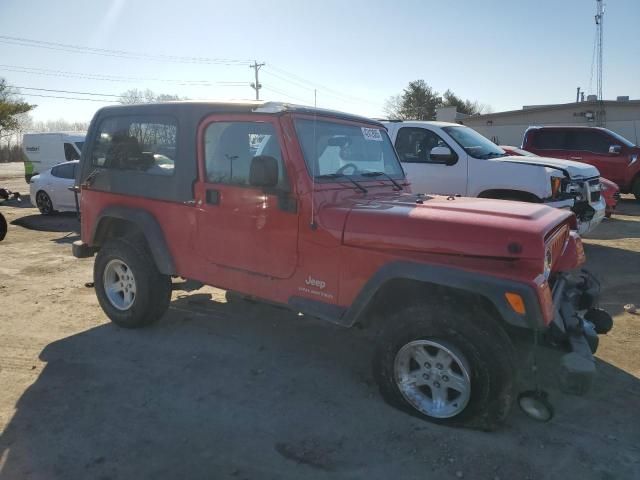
374;304;516;430
35;190;55;215
94;237;171;328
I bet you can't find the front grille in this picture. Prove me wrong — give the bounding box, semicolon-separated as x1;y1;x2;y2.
546;224;570;268
591;191;601;202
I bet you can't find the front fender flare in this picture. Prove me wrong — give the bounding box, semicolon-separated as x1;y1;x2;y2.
342;261;543;329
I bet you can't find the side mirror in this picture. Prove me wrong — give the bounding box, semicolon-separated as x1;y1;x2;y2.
249;155;279;188
430;146;457;165
609;145;622;155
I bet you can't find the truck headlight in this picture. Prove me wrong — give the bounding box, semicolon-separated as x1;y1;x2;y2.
543;247;553;279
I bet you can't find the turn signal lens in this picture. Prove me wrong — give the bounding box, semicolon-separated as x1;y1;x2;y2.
505;292;526;315
550;177;562;198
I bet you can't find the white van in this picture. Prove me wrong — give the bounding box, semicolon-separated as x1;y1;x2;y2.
22;132;86;183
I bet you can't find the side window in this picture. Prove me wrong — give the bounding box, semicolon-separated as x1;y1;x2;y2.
533;130;567;150
91;115;177;176
395;127;450;163
64;142;80;161
51;163;75;179
566;131;610;153
204;121;287;189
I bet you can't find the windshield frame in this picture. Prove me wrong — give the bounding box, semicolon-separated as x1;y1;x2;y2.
442;125;507;159
292;114;405;183
602;128;636;148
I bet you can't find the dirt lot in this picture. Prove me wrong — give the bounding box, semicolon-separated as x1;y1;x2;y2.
0;162;638;480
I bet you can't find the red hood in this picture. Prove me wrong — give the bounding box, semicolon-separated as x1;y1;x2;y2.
335;193;574;260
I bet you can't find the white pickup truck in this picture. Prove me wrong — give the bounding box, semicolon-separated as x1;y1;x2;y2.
383;120;606;235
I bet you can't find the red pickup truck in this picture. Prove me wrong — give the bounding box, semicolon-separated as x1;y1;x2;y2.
522;126;640;199
72;102;611;429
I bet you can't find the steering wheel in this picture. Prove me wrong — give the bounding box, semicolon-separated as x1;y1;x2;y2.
335;163;359;175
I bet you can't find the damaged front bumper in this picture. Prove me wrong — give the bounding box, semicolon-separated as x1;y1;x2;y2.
548;270;612;395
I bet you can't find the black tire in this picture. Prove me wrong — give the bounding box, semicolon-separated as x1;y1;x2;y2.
94;237;171;328
373;304;516;430
35;190;55;215
632;178;640;201
0;212;7;242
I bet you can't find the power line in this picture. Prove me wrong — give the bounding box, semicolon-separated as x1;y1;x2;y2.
8;84;122;98
261;86;310;104
263;64;379;107
19;92;118;103
0;35;253;65
0;64;248;86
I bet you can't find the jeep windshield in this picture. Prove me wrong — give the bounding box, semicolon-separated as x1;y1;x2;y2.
295;118;404;181
442;125;507;159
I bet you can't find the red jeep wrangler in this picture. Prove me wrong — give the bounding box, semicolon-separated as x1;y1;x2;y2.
523;126;640;199
73;101;611;429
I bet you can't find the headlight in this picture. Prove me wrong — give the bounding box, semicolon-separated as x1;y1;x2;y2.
543;247;553;279
550;177;562;198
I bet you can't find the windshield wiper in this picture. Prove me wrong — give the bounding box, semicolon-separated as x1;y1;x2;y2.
361;171;403;191
481;152;508;159
316;173;368;193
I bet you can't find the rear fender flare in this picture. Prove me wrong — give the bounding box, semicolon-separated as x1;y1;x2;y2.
91;206;176;275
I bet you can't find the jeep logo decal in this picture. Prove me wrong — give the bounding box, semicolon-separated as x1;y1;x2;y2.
305;276;326;289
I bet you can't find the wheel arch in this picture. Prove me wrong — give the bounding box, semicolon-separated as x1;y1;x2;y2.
478;189;542;203
91;206;176;275
342;261;542;331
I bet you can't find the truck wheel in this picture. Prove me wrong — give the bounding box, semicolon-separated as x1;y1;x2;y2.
35;190;55;215
94;238;171;328
374;305;516;430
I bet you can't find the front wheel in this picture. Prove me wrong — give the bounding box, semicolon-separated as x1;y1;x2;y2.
374;305;516;430
94;238;171;328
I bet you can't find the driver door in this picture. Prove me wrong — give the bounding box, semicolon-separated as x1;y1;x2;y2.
194;115;299;279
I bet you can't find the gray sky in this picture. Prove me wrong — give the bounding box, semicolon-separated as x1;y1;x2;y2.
1;0;638;123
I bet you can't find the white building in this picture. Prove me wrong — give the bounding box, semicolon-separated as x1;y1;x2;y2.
441;98;640;147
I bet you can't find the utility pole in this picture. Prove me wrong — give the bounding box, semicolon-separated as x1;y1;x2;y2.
595;0;604;101
595;0;605;125
250;61;265;100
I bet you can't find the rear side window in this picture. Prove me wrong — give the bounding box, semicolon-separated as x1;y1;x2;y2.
566;131;610;153
533;130;567;150
64;142;80;161
91;115;177;176
51;163;76;179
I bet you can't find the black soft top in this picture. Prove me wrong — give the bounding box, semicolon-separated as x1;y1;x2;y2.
93;101;383;127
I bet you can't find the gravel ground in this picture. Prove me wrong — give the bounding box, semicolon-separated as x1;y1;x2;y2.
0;162;639;480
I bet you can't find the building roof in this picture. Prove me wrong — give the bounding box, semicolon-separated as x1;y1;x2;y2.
466;99;640;121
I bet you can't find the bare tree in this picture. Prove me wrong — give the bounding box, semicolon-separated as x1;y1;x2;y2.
119;89;183;104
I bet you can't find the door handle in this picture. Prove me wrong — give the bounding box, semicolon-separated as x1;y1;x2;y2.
569;157;582;161
206;189;220;205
